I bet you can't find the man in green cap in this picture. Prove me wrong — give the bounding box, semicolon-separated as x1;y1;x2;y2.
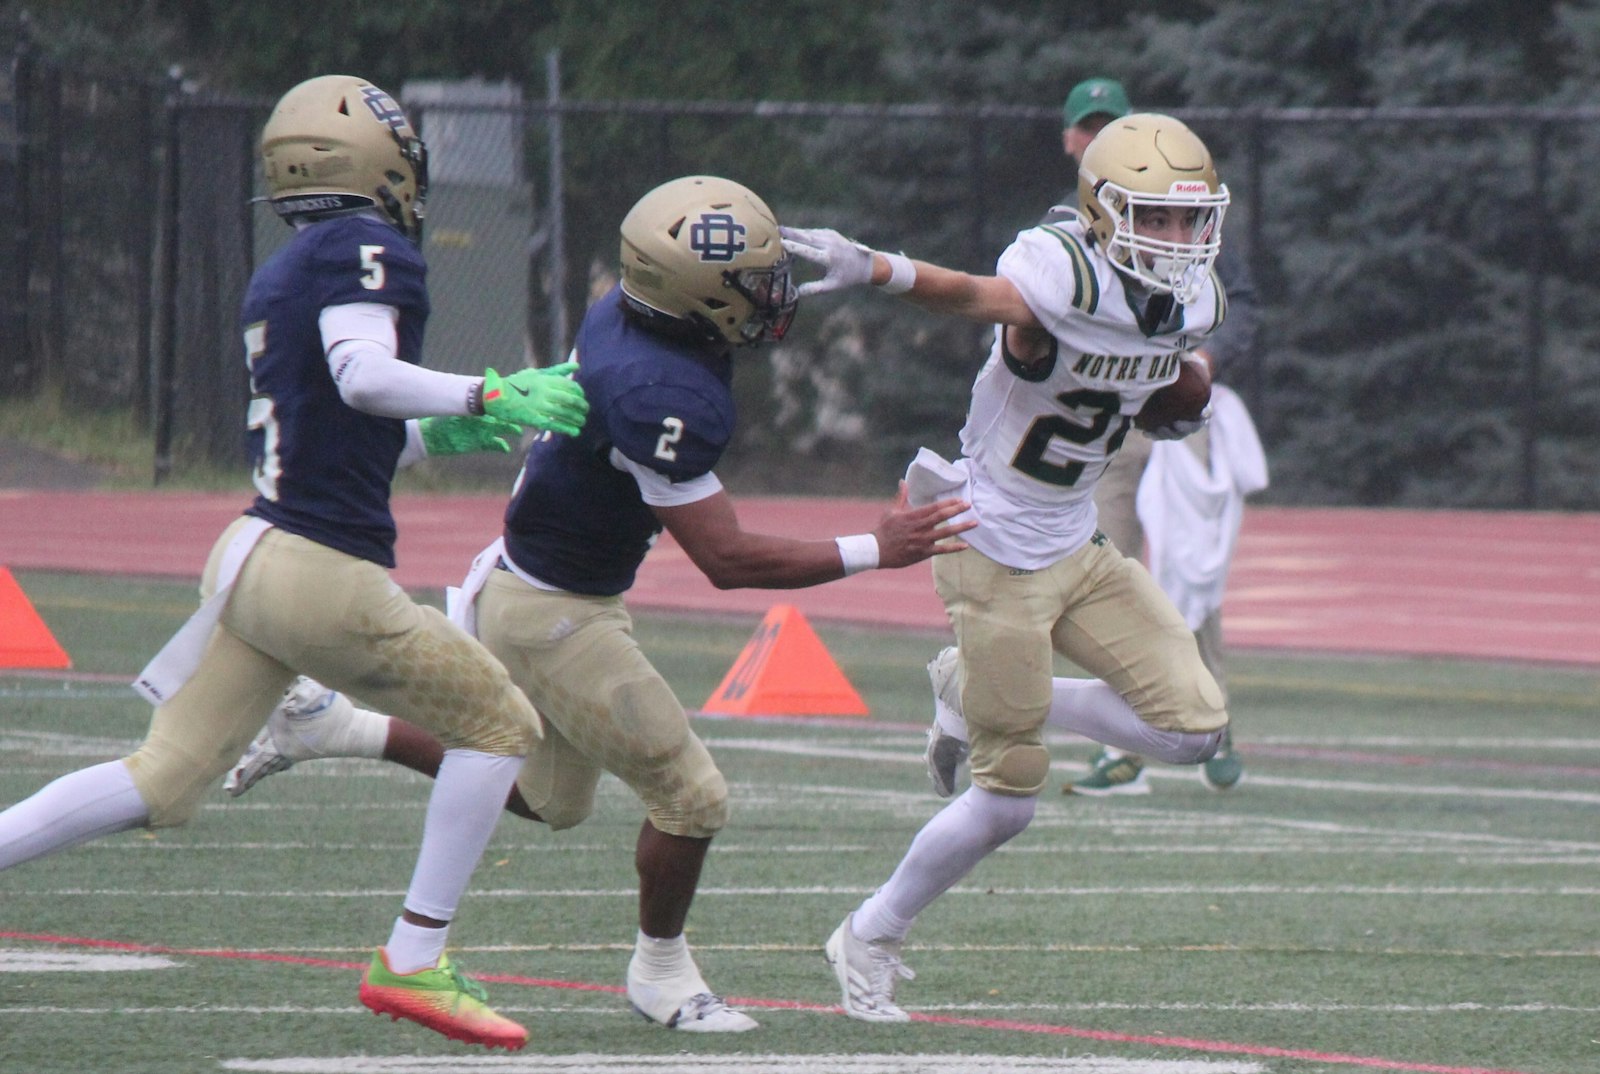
1062;75;1133;161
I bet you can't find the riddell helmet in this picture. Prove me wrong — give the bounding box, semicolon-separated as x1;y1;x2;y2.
1077;113;1229;302
260;75;429;242
619;175;798;346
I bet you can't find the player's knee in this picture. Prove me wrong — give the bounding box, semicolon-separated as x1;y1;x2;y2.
1139;669;1228;736
608;676;728;837
1151;727;1226;765
125;749;206;829
645;768;728;840
471;686;542;757
430;680;540;757
998;741;1051;795
537;795;594;832
980;741;1051;797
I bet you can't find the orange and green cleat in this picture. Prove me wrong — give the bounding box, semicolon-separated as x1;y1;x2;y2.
359;948;528;1051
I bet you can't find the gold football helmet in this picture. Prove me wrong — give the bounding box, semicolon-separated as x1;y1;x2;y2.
619;175;797;346
1077;113;1228;302
260;75;429;242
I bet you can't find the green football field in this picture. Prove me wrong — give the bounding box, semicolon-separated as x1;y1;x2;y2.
2;570;1597;1074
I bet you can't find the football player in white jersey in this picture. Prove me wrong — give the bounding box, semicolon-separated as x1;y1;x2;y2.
780;113;1235;1022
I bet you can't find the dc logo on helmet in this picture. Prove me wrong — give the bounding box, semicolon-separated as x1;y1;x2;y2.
360;85;409;132
688;213;746;262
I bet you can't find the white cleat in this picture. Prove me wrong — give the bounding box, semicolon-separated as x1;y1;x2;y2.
924;646;970;798
824;913;914;1023
626;954;758;1032
223;677;352;797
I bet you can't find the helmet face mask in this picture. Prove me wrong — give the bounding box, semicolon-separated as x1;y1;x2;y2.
619;175;798;347
261;75;429;242
1077;113;1229;303
723;258;798;343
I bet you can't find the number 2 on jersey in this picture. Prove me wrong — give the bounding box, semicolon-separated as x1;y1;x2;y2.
655;416;685;462
1010;389;1129;487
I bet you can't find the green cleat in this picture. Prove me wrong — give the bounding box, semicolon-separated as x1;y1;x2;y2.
1200;728;1244;791
359;948;528;1051
1064;748;1150;796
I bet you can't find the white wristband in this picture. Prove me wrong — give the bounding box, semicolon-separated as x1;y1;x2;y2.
879;252;917;295
835;533;881;576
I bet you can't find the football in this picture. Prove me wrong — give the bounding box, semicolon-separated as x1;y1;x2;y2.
1135;355;1212;431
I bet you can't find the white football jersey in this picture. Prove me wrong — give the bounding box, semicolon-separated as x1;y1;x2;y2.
955;212;1225;570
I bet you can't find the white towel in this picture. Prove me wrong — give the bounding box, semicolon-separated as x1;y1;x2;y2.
904;445;970;508
1136;384;1268;630
132;517;272;705
445;536;506;637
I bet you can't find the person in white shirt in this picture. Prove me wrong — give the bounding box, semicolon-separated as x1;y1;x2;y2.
781;112;1232;1022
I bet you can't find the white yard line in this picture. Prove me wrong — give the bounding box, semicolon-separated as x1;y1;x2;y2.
214;1058;1268;1074
8;883;1599;898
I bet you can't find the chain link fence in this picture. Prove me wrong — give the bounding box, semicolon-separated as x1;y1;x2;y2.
4;50;1597;508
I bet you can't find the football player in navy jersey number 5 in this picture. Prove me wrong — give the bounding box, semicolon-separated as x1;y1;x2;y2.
222;175;977;1032
0;76;589;1051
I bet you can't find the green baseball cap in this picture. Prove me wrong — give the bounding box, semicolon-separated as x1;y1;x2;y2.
1063;77;1132;127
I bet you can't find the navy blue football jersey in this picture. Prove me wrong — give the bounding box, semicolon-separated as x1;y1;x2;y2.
501;286;735;594
241;215;429;567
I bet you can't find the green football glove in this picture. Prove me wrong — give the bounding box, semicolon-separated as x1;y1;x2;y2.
481;362;588;438
418;414;524;457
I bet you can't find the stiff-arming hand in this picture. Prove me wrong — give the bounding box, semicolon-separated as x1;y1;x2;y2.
1143;405;1212;441
482;362;588;437
418;415;523;457
779;226;877;296
872;481;977;568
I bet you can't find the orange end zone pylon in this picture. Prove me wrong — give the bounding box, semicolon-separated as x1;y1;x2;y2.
0;566;72;669
701;603;868;718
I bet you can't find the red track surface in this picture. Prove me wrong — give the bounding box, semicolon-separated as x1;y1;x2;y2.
1;489;1596;666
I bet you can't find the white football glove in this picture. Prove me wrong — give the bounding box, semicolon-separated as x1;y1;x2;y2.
1142;404;1212;441
779;226;877;297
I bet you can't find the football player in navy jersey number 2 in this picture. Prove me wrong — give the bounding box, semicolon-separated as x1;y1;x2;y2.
221;175;977;1032
780;113;1236;1022
0;76;589;1051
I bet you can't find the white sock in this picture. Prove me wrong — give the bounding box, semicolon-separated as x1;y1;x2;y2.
384;916;449;974
1048;678;1217;764
396;748;522;928
630;930;705;987
855;785;1034;942
308;704;389;759
284;687;389;760
0;760;149;870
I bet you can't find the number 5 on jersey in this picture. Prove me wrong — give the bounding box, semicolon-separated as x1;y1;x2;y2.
359;245;386;290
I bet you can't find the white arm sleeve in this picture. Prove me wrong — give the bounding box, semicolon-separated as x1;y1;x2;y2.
609;448;723;506
319;303;481;418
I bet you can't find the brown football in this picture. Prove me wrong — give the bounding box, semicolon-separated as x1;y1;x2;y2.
1135;356;1212;431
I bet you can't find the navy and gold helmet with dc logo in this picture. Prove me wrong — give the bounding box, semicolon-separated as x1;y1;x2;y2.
619;175;798;347
260;75;429;242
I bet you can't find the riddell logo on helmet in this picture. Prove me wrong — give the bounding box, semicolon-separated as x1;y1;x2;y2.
1170;181;1211;194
